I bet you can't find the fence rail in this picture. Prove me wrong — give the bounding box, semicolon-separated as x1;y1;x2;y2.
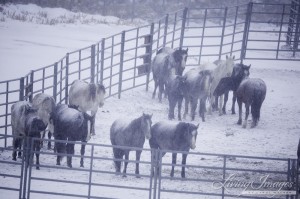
0;2;300;198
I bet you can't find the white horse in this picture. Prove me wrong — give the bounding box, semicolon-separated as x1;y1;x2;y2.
69;80;106;136
210;55;235;115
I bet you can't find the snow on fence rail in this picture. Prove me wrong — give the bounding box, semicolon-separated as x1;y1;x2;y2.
0;2;300;198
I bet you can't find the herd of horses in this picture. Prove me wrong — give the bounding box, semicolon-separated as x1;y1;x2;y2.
9;46;267;178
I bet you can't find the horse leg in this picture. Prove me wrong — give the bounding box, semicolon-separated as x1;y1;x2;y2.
181;154;187;178
158;81;164;103
237;99;242;125
135;150;142;177
170;153;177;177
122;151;129;177
199;99;206;122
223;91;229;114
183;96;189;120
34;140;41;170
47;130;52;150
177;97;183;121
80;141;86;167
218;95;224;116
17;138;22;158
66;143;75;168
91;112;96;136
213;96;218;111
12;138;18;161
243;104;250;128
168;97;175;120
190;97;197;121
231;91;237;114
152;79;158;99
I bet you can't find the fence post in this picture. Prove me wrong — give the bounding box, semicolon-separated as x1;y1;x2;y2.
100;38;105;84
163;14;169;47
240;2;253;63
53;62;58;102
27;70;34;102
179;7;188;48
65;53;69;104
19;77;25;101
293;3;300;57
219;7;228;60
118;31;125;99
146;23;154;92
222;155;227;199
91;45;96;83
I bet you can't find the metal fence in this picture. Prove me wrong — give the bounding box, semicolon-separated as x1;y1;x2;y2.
0;135;298;199
0;1;300;198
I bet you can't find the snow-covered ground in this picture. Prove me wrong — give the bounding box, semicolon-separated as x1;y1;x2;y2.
0;3;299;199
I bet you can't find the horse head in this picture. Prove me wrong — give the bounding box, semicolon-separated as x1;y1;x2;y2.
141;113;153;139
185;123;199;149
231;63;251;81
173;48;188;75
97;84;106;107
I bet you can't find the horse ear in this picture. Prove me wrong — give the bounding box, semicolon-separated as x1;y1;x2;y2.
248;64;251;69
196;123;200;129
150;113;153;118
233;55;235;60
226;55;228;59
186;48;188;53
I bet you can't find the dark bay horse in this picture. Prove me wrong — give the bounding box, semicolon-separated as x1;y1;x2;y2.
236;78;267;128
167;75;187;120
110;113;152;177
152;47;188;102
149;121;199;178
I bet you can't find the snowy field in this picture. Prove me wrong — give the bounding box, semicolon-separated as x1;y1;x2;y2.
0;3;300;199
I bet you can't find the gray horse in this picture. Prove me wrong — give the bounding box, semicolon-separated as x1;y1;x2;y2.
152;47;188;102
236;78;267;128
69;80;106;136
183;69;213;122
149;121;199;178
110;113;152;177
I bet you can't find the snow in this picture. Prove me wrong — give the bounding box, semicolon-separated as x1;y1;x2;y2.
0;3;300;199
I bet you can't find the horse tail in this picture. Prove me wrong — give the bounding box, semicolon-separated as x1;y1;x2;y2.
251;88;265;123
89;83;97;101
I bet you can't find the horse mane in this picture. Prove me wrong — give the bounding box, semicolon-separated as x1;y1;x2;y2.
174;122;189;143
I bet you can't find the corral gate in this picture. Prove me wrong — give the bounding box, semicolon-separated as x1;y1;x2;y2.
0;1;299;199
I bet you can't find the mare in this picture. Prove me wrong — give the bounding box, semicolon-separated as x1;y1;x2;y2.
152;47;188;102
236;78;267;128
149;121;199;178
69;80;106;136
110;113;152;177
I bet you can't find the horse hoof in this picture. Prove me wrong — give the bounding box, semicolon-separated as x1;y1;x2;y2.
80;165;84;168
12;157;16;161
122;174;127;178
36;167;40;170
68;165;72;168
237;120;242;125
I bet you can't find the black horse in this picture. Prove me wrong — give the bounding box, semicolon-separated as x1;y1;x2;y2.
236;78;267;128
149;121;199;178
51;104;92;168
214;63;251;115
152;47;188;102
110;113;152;177
167;75;187;120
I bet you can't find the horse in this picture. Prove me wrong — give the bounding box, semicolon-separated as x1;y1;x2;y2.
11;101;48;169
50;104;92;168
32;93;56;149
167;75;187;120
213;63;251;114
69;80;106;136
236;78;267;128
110;113;152;177
152;47;188;102
183;69;213;122
149;121;199;178
297;139;300;166
209;55;235;115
